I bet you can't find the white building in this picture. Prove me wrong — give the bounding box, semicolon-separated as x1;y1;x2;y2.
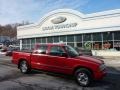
17;9;120;56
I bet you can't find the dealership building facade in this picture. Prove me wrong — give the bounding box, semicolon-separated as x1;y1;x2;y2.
17;9;120;56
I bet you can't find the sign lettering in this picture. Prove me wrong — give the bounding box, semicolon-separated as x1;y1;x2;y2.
42;23;77;30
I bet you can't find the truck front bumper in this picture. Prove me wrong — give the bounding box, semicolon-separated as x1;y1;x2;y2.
94;69;107;80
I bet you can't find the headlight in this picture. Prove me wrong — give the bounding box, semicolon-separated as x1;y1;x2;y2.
99;64;106;71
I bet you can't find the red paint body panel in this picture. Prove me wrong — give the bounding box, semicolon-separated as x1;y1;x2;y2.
12;44;106;80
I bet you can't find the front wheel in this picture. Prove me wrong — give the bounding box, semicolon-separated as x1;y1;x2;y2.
19;60;31;74
74;68;92;86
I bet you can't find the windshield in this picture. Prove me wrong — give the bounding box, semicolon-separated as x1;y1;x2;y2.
63;45;79;57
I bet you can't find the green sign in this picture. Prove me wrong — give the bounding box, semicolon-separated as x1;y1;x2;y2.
84;42;92;50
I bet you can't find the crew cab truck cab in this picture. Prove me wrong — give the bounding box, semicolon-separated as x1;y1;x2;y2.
12;43;106;86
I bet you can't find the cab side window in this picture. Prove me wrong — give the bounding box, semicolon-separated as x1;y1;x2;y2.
49;46;65;56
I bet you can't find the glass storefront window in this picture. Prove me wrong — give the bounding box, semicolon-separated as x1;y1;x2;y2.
103;41;113;49
21;31;119;51
22;44;28;50
76;43;82;48
53;36;59;43
114;31;120;40
67;43;74;47
47;37;53;43
83;34;91;41
36;38;41;43
31;38;35;44
93;42;102;50
22;44;25;49
93;33;102;41
26;39;30;45
103;32;112;41
67;35;74;42
114;41;120;51
60;36;66;42
75;34;82;42
31;44;35;50
26;45;30;50
41;37;46;43
22;39;27;44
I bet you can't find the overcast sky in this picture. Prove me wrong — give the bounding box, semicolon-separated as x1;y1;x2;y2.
0;0;120;25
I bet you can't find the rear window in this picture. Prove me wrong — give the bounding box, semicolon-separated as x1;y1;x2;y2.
37;45;48;52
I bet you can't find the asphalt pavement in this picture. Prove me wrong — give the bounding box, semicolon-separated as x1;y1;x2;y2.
0;55;120;90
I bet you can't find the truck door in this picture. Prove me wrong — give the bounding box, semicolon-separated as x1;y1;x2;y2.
31;45;48;70
47;46;71;74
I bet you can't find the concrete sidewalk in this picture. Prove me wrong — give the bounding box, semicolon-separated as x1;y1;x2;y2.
93;56;120;68
100;57;120;75
102;58;120;67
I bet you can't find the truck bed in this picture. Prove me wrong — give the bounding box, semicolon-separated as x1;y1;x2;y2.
12;50;32;65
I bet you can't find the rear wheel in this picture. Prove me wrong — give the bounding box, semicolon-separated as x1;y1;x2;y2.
74;68;92;86
19;60;31;74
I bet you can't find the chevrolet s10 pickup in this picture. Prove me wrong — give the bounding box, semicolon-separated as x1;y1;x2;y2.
12;43;106;86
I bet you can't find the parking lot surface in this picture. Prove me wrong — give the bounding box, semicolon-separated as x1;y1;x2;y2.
0;55;120;90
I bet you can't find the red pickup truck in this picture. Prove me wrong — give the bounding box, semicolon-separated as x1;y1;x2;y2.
12;43;106;86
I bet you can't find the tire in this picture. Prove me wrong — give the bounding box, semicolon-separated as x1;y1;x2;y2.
19;60;31;74
74;68;92;86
